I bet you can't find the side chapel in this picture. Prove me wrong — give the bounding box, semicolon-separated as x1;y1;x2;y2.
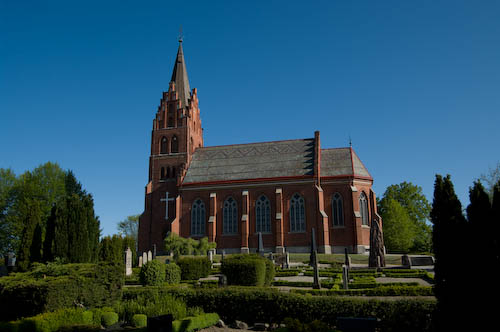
138;40;382;254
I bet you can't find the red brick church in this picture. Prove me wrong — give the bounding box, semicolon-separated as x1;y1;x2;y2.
138;40;382;255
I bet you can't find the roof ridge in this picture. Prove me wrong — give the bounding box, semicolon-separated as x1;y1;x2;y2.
196;137;314;150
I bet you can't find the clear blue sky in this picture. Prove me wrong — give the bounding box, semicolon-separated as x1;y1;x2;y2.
1;0;499;237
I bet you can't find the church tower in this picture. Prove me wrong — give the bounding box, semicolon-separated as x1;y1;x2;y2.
138;39;203;252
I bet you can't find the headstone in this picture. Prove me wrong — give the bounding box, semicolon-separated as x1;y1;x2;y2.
312;250;321;290
221;250;226;261
257;232;264;256
6;252;15;272
344;248;351;268
138;256;143;267
147;250;153;262
147;314;172;332
208;250;214;264
218;274;227;287
369;217;386;268
309;228;317;266
285;252;290;269
124;247;133;276
342;264;349;290
142;251;148;264
153;244;157;259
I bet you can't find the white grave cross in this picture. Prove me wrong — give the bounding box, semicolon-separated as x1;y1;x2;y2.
161;192;175;220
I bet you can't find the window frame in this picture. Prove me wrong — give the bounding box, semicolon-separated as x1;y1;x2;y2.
191;199;206;236
289;193;306;233
359;192;369;226
332;192;344;227
223;197;238;235
255;195;271;234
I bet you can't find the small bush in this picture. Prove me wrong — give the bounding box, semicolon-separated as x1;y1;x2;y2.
172;313;220;332
221;255;266;286
118;293;187;322
177;257;211;280
131;314;147;327
101;312;119;327
140;260;166;286
165;263;182;284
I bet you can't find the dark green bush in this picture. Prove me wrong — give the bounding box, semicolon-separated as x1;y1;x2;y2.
1;308;95;332
0;263;123;321
131;314;147;327
140;260;166;286
165;263;182;284
172;313;220;332
101;312;119;327
117;292;187;322
176;257;211;280
143;287;436;332
220;254;277;286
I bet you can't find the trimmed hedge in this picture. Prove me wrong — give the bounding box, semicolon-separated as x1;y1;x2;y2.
132;314;147;327
177;257;211;280
0;263;123;321
140;260;166;286
221;254;275;287
165;263;182;284
291;285;434;297
101;312;119;327
172;313;220;332
0;308;96;332
123;287;436;331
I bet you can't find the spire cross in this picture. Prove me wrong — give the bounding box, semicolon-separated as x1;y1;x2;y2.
161;192;176;220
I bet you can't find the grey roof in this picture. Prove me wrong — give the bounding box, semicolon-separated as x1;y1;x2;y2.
170;41;191;108
183;139;315;184
321;148;371;178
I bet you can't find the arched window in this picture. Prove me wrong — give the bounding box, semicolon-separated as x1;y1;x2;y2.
168;116;174;127
160;137;168;154
290;193;305;232
191;199;206;236
256;195;271;233
223;197;238;234
332;193;344;226
160;167;166;180
171;135;179;153
359;192;369;226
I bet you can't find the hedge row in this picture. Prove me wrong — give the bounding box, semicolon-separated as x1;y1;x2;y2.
0;308;95;332
291;285;434;297
221;254;275;286
172;313;220;332
123;287;436;332
0;263;123;321
176;257;211;280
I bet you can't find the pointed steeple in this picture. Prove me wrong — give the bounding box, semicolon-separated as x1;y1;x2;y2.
170;39;191;108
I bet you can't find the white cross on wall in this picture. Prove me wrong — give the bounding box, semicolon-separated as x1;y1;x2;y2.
160;192;175;220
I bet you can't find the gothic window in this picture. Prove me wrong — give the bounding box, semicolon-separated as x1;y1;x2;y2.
360;192;369;226
223;197;238;234
191;199;206;236
332;193;344;226
168;116;174;127
160;137;168;154
290;193;305;232
255;195;271;233
160;167;165;180
171;135;179;153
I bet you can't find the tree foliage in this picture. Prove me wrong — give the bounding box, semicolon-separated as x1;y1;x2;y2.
378;182;432;252
117;214;140;241
164;232;216;260
480;161;500;199
378;199;415;253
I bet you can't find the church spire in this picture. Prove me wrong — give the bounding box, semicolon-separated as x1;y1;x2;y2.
170;39;191;108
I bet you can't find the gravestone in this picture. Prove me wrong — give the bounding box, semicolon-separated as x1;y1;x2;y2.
257;232;264;256
148;250;153;262
369;217;385;268
208;250;214;265
221;250;226;261
124;247;133;276
285;252;290;269
342;264;349;290
153;244;157;259
218;274;227;287
138;256;143;267
147;314;173;332
309;228;317;266
142;251;148;264
344;248;351;268
6;252;15;273
312;250;321;289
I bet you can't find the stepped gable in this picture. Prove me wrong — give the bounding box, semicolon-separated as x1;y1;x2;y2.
182;138;315;184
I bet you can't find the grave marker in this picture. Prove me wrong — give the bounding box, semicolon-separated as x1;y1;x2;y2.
124;247;133;276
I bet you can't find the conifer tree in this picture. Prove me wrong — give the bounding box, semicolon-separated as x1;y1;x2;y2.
466;181;493;266
16;198;41;271
430;175;467;330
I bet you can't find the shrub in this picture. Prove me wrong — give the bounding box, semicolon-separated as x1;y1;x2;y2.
132;314;147;327
118;293;187;322
172;313;220;332
177;257;211;280
140;260;166;286
2;308;96;332
101;311;118;327
0;263;123;321
220;254;276;287
165;263;182;284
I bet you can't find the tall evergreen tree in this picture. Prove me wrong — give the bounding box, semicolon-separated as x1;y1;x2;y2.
466;181;493;265
16;198;41;271
492;180;500;266
430;175;467;330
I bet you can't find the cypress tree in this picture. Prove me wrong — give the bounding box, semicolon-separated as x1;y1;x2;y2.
42;206;56;262
430;175;467;330
492;180;500;267
53;197;69;262
466;181;492;266
16;198;41;271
